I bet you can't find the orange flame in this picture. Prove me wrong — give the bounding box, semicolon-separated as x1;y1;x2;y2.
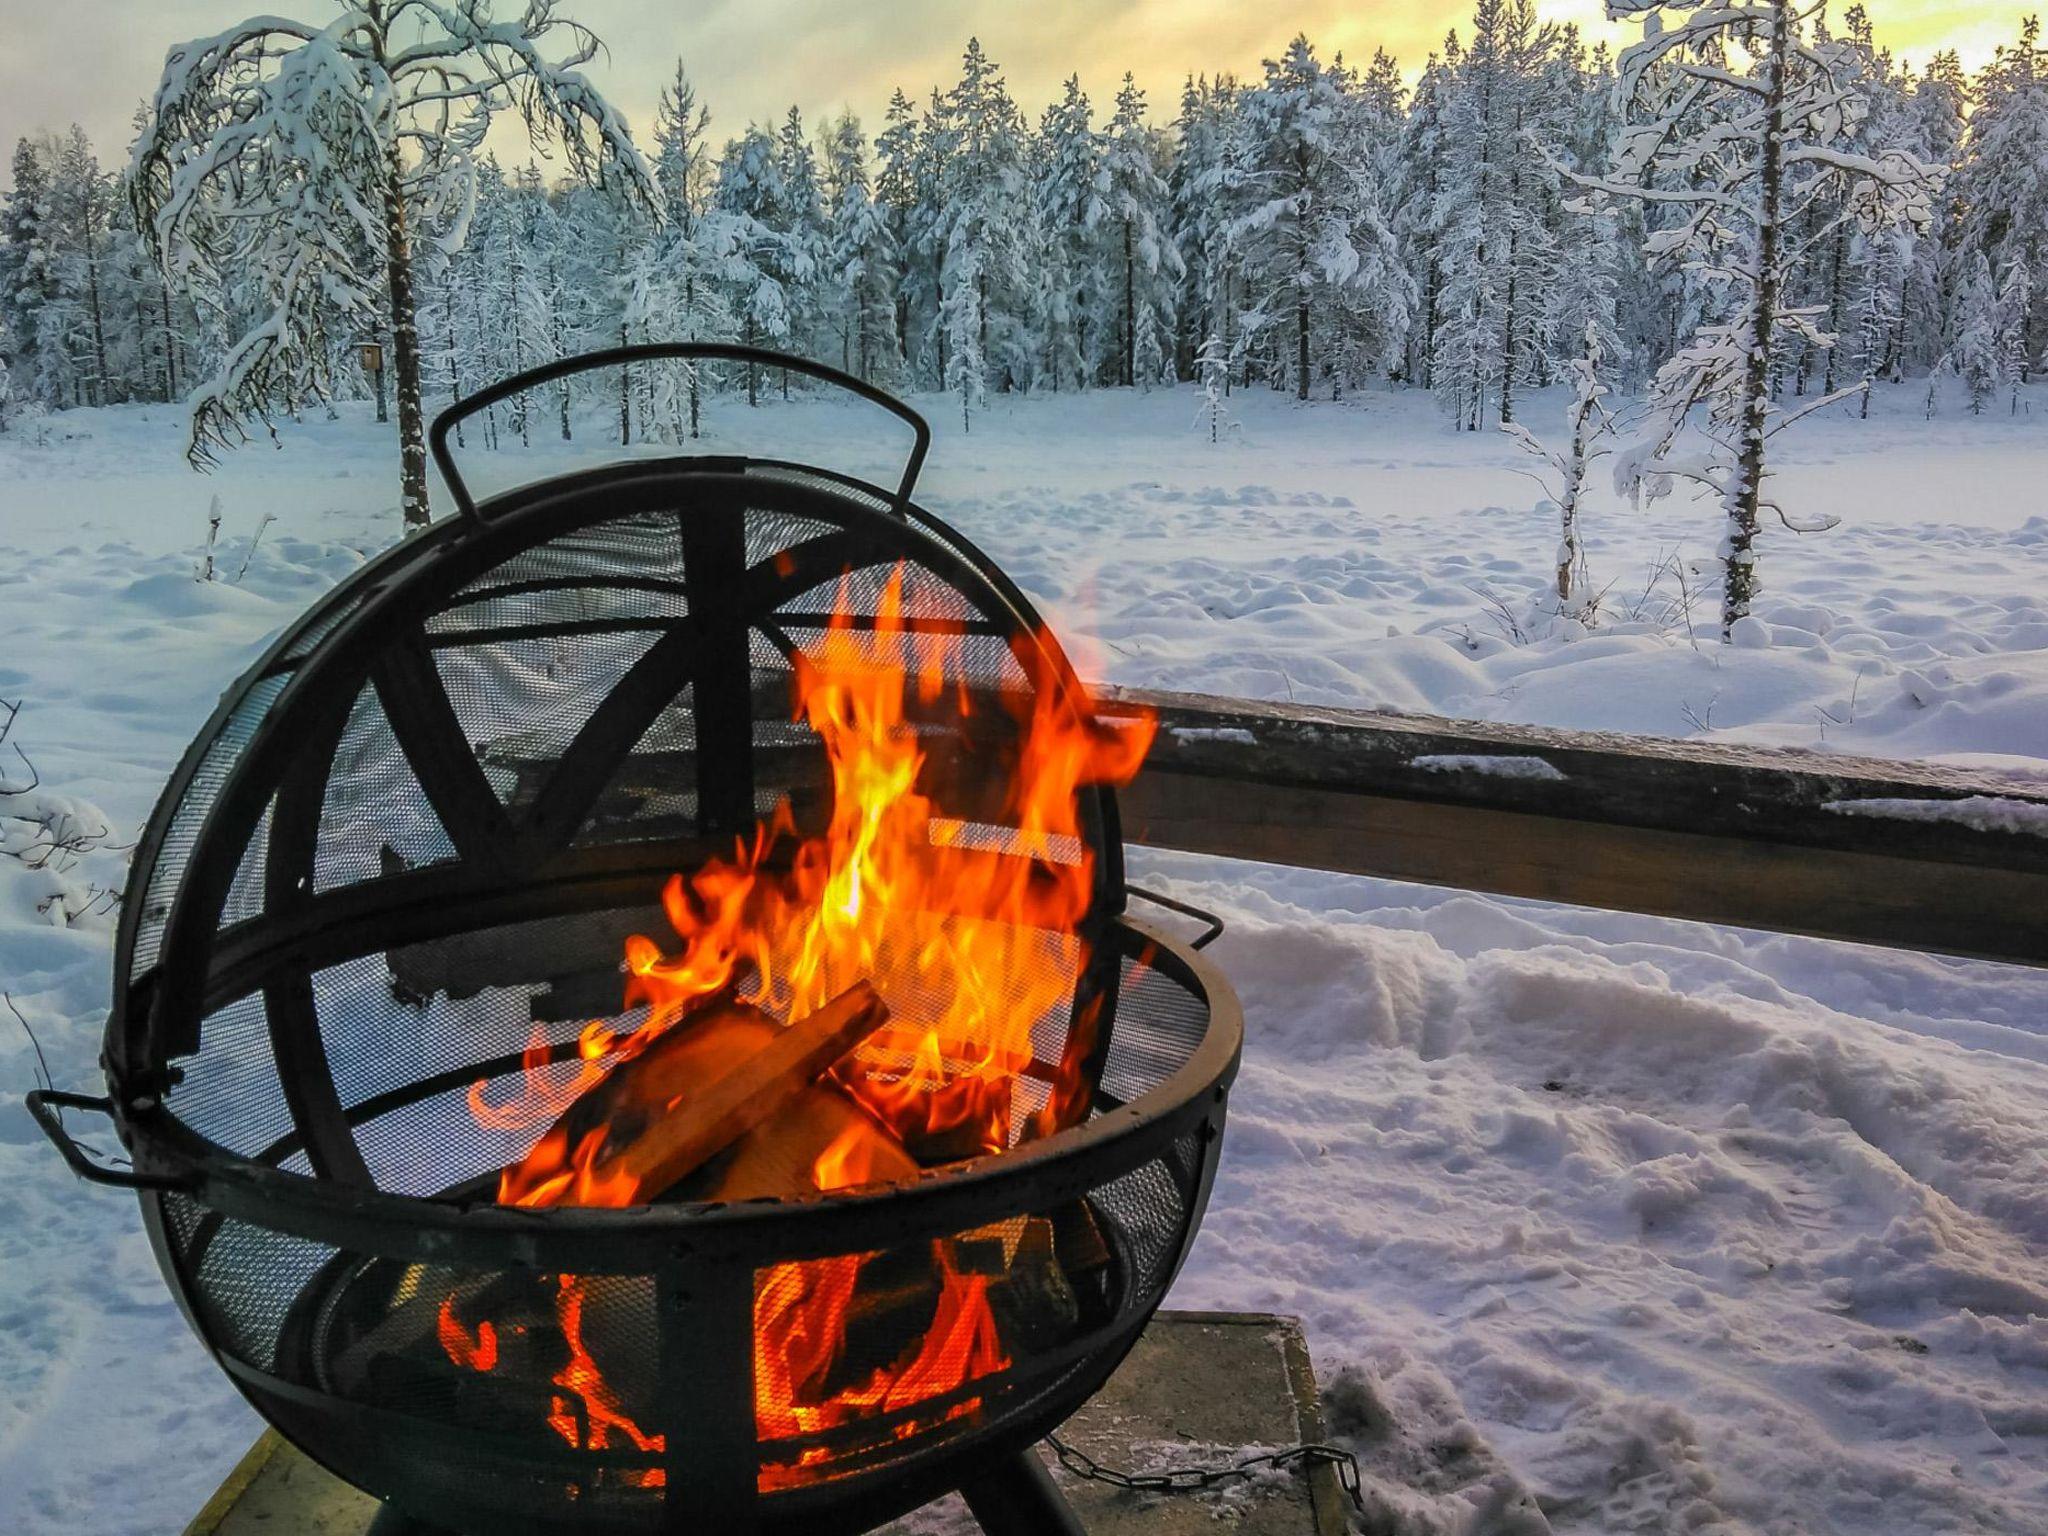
436;1296;498;1373
441;561;1154;1481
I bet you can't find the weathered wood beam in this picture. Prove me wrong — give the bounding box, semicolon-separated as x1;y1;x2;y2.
1100;687;2048;967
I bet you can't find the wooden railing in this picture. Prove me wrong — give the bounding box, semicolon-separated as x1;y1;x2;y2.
1101;688;2048;967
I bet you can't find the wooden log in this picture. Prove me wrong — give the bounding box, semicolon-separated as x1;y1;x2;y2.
1101;686;2048;966
681;1080;919;1203
516;983;890;1204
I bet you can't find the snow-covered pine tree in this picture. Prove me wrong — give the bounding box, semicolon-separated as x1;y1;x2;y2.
712;126;805;404
1328;48;1415;395
1541;39;1627;391
873;90;922;374
1396;47;1455;388
1952;249;2001;413
50;127;118;406
1229;35;1404;399
1098;75;1183;389
1960;18;2048;385
821;112;899;382
1581;0;1941;638
648;62;734;433
1848;225;1908;412
1192;331;1236;441
1996;259;2033;412
1169;74;1240;383
773;106;829;387
1503;320;1613;615
1431;0;1560;427
942;239;985;430
0;139;60;409
1899;51;1970;379
1035;76;1102;391
131;1;654;528
934;40;1033;397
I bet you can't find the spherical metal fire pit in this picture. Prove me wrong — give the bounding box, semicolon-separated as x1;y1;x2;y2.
34;348;1241;1536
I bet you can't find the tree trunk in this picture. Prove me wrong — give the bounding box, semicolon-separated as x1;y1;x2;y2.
547;249;571;440
1822;220;1847;395
82;217;110;405
683;273;698;438
1724;0;1789;640
858;274;872;381
1123;221;1136;388
159;282;180;402
1499;116;1523;427
381;141;430;529
618;324;633;442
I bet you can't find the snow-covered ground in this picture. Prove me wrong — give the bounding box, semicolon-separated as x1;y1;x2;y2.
2;381;2044;1533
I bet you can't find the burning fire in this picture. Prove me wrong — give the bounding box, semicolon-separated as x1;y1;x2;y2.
440;563;1154;1482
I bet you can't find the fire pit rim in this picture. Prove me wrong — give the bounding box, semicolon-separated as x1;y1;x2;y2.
123;915;1239;1273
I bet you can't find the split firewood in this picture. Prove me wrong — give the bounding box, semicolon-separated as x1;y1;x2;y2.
678;1081;921;1203
511;982;890;1205
986;1216;1080;1354
1049;1198;1113;1277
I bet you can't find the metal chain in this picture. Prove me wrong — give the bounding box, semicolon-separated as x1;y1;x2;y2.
1044;1429;1365;1511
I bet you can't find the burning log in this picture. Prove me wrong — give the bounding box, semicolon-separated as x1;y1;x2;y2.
682;1081;920;1203
501;983;891;1207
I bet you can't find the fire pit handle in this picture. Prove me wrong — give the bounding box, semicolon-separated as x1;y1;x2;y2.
25;1089;191;1192
1126;885;1226;951
428;343;933;524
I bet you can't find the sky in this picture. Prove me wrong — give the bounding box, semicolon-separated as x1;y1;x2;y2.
0;0;2029;188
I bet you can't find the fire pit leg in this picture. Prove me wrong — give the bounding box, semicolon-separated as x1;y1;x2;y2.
958;1447;1087;1536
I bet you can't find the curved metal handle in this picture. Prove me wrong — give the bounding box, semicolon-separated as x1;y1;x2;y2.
1125;885;1225;951
428;343;933;524
25;1088;191;1192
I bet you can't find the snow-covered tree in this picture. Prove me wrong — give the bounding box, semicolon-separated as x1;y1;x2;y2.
49;128;118;406
873;90;922;373
1098;75;1183;389
130;1;654;527
1170;74;1240;382
1996;258;2034;412
1952;249;2001;413
933;40;1033;396
773;106;829;381
1396;48;1457;388
1431;0;1563;427
1503;321;1613;613
1960;17;2048;384
1580;0;1941;638
1230;35;1409;399
0;139;60;407
712;125;806;404
1035;76;1103;390
1192;331;1237;442
821;112;899;382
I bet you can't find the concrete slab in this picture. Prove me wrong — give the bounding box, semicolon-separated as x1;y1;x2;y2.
187;1312;1342;1536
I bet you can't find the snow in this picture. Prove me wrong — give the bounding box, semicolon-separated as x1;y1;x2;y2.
1412;754;1568;782
1827;795;2048;837
2;378;2045;1534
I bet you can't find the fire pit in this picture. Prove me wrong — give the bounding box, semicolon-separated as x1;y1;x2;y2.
32;346;1241;1536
